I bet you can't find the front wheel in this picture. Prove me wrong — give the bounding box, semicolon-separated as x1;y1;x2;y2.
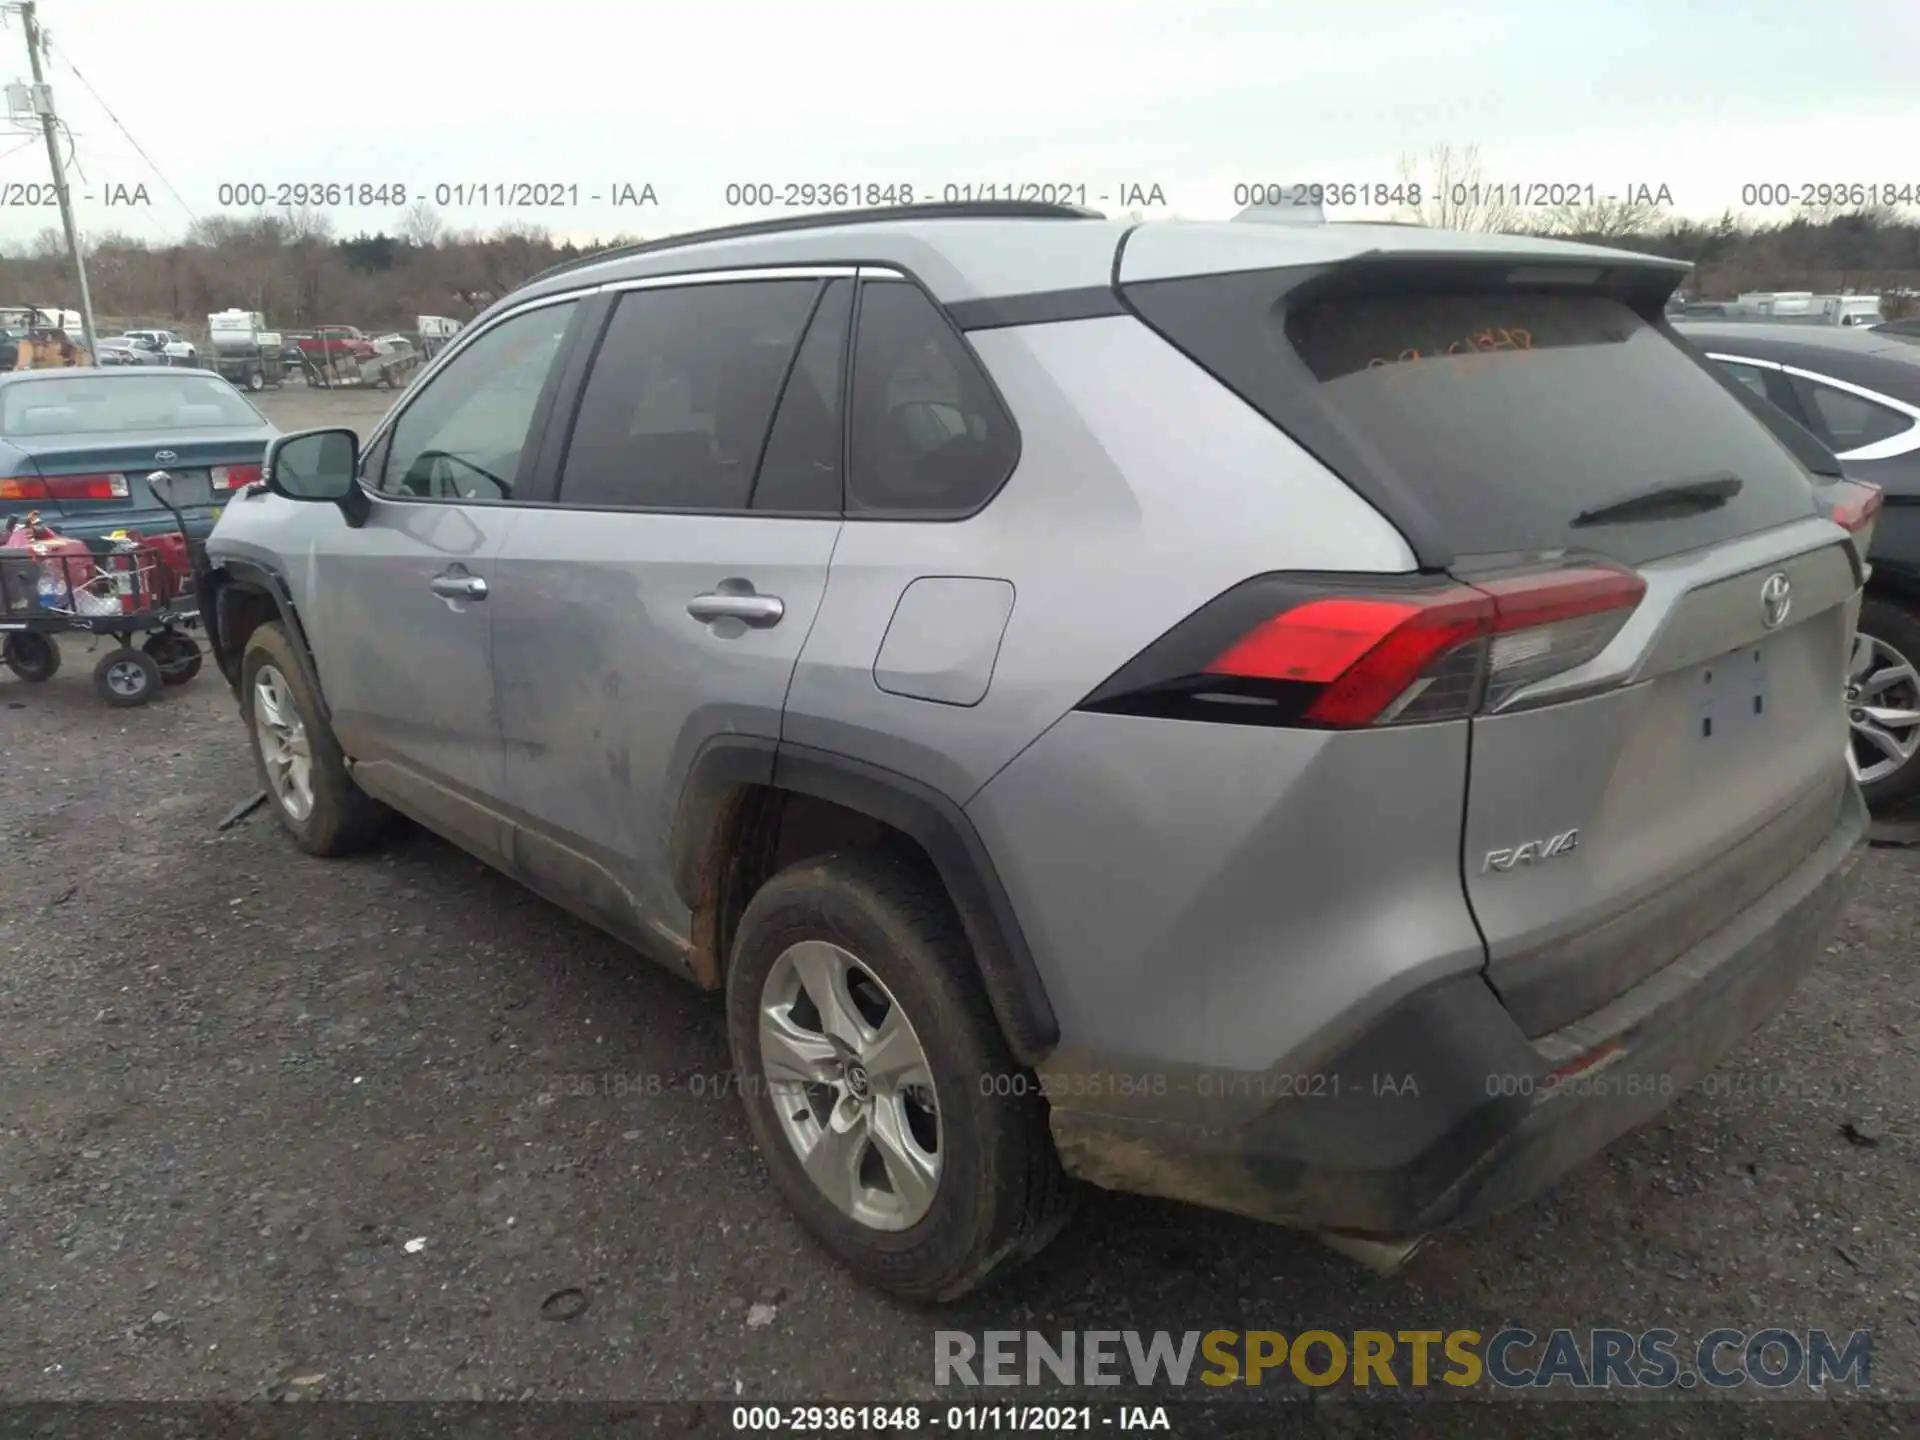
1849;596;1920;812
725;850;1072;1301
3;632;60;681
247;370;266;392
240;622;391;855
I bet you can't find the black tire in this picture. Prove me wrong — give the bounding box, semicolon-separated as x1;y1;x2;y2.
239;621;391;856
92;646;161;707
247;370;266;392
725;848;1073;1301
143;629;203;684
1854;595;1920;813
3;632;59;681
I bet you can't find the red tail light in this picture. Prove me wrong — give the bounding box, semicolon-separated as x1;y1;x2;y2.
1822;478;1882;535
1081;563;1647;729
211;464;261;491
43;473;130;501
0;477;49;500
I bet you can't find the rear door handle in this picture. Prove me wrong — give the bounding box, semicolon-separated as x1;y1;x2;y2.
430;574;488;601
688;592;784;626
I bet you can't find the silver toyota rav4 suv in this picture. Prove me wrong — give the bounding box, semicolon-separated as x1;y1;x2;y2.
201;202;1876;1300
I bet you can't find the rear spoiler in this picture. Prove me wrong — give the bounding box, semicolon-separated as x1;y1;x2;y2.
1235;250;1692;321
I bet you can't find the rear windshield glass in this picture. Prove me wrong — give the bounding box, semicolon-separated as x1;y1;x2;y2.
1130;278;1821;566
0;374;261;436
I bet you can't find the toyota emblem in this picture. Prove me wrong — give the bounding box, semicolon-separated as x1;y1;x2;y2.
1760;571;1792;629
154;449;178;462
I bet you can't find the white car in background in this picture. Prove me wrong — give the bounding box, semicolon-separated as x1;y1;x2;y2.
123;328;198;365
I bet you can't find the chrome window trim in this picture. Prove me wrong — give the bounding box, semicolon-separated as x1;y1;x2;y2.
1708;351;1920;462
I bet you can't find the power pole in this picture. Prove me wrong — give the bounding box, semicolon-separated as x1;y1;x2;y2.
12;1;98;361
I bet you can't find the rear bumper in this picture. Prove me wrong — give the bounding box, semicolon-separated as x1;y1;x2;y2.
1047;780;1870;1238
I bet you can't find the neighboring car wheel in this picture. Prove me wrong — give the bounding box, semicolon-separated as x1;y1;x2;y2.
1850;596;1920;811
143;629;203;684
3;632;60;681
725;849;1073;1301
240;621;391;855
93;646;161;706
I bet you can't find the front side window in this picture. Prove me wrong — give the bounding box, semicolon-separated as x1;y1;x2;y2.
377;299;579;501
1716;360;1772;401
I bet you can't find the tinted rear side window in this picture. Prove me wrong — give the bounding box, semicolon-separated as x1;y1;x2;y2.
1128;275;1821;566
752;279;851;513
559;279;819;511
847;280;1018;518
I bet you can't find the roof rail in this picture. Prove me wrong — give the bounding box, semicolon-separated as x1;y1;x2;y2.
523;200;1107;287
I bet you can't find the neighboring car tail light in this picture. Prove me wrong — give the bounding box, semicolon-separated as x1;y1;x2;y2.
42;473;130;500
1079;562;1646;729
1820;478;1882;548
211;464;261;491
0;477;49;500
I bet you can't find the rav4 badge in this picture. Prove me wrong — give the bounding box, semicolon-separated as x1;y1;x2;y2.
1482;829;1581;874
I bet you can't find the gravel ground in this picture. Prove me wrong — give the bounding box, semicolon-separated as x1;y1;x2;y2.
2;384;1918;1430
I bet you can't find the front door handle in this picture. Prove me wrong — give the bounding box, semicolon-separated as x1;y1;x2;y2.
688;592;784;626
430;574;488;601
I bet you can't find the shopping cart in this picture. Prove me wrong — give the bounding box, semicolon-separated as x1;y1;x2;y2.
1;472;206;707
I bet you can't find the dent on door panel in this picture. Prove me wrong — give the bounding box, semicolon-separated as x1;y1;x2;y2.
873;577;1016;706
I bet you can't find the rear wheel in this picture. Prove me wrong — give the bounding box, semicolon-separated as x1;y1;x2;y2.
143;629;203;685
3;632;59;681
247;369;266;392
240;622;391;855
93;646;160;706
725;849;1072;1300
1850;596;1920;812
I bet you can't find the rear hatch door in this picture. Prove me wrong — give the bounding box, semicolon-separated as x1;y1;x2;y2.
1121;241;1860;1036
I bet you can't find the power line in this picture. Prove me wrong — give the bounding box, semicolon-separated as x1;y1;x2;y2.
42;33;193;221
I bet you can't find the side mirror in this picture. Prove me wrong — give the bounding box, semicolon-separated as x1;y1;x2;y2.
265;427;370;525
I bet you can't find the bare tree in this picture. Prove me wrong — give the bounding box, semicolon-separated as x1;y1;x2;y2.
1394;144;1522;233
281;206;335;245
402;200;444;249
1534;193;1669;240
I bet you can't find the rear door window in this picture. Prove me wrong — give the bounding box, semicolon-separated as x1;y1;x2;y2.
1788;373;1915;454
558;279;819;511
1126;274;1822;566
751;279;851;514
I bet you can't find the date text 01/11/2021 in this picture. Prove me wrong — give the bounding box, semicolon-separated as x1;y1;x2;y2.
729;1405;1173;1432
212;182;660;209
721;182;1170;209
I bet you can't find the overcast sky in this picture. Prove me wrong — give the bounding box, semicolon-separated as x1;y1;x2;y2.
0;0;1913;246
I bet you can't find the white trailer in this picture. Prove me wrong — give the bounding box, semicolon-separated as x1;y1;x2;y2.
417;314;461;359
207;309;286;391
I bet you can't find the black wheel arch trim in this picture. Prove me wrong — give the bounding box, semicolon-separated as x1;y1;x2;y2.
668;736;1061;1065
206;558;328;716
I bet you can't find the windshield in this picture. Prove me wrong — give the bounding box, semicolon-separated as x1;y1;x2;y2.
0;374;263;435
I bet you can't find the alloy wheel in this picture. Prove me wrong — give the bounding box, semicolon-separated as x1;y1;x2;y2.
1846;630;1920;786
758;940;943;1231
252;663;315;821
